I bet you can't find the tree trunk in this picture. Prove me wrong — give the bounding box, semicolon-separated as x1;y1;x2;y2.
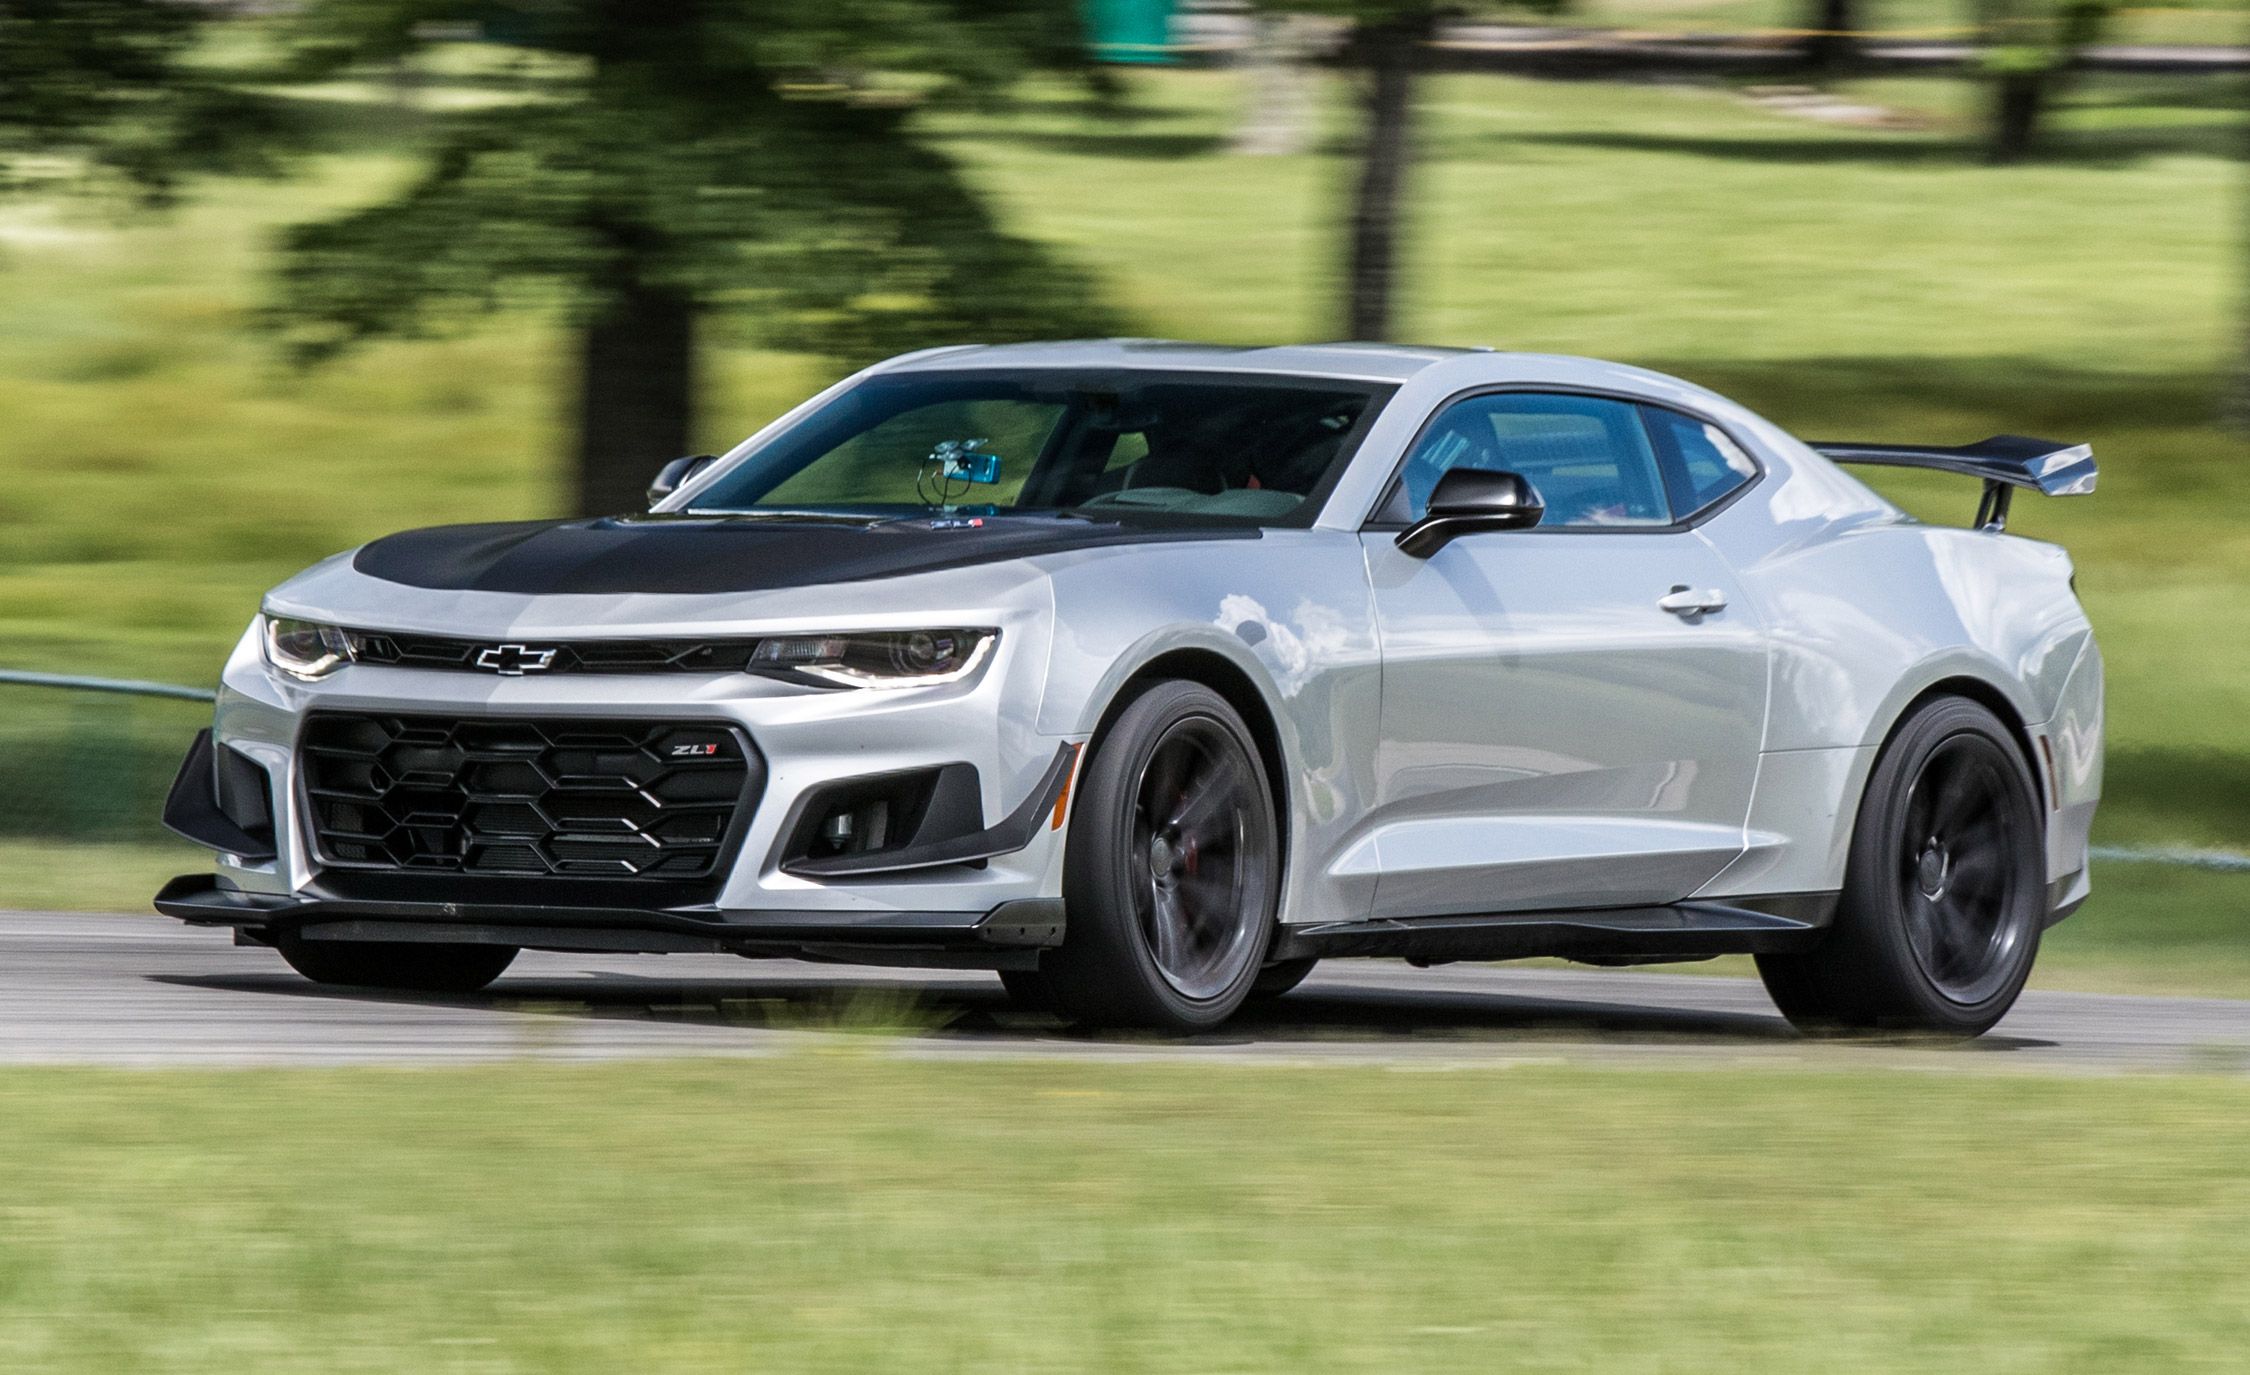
1987;68;2046;164
1343;11;1431;341
1799;0;1859;74
574;273;696;517
568;0;700;517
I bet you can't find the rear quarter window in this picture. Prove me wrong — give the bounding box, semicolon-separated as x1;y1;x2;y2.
1643;405;1759;517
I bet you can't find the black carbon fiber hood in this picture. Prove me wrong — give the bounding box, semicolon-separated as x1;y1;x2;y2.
351;513;1258;596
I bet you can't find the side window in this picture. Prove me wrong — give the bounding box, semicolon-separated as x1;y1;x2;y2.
1643;405;1758;517
1387;392;1672;528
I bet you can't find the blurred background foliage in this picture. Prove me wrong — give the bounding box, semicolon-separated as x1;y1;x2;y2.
0;0;2243;985
259;0;1123;514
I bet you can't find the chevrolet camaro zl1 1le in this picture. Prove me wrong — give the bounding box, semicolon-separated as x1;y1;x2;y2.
158;341;2102;1035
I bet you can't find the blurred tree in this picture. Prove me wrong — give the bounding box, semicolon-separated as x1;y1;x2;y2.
1254;1;1444;340
266;0;1119;516
1264;1;1560;341
1977;0;2113;163
1797;0;1864;74
0;0;283;204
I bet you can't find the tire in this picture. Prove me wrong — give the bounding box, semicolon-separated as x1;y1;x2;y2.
1248;957;1318;1000
1040;681;1281;1032
273;931;518;994
1756;696;2045;1037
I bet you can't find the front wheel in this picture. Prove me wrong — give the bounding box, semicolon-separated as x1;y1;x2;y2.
273;931;518;994
997;968;1053;1011
1248;957;1318;1000
1040;681;1280;1032
1756;696;2045;1037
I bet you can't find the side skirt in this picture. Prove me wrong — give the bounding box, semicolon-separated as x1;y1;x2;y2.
1270;895;1837;966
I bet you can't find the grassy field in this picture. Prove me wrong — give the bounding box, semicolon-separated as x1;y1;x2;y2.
0;1057;2244;1372
0;64;2242;979
1559;0;2248;44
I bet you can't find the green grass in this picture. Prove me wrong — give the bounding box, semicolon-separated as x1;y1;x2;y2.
0;65;2243;978
0;840;205;914
1556;0;2248;45
2038;860;2250;995
0;1058;2245;1371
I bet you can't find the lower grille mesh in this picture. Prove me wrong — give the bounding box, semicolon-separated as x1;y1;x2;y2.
301;713;755;879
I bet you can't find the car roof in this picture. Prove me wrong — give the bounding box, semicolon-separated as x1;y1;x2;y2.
870;341;1751;410
875;338;1488;384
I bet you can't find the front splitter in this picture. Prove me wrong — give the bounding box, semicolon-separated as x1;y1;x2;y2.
155;875;1064;970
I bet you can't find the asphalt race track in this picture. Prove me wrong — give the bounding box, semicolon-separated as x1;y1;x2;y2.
3;912;2245;1073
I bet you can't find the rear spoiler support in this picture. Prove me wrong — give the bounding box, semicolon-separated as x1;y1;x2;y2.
1976;481;2014;533
1810;435;2096;532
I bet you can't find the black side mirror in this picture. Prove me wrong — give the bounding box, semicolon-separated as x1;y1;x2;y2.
1396;468;1544;558
647;454;717;508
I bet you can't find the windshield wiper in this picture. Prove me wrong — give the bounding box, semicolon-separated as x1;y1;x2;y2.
675;508;890;527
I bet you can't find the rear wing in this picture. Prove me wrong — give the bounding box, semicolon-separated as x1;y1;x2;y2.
1809;435;2096;532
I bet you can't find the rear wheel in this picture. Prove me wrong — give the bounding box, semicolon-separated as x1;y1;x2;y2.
273;931;518;994
1040;681;1280;1032
1756;696;2044;1036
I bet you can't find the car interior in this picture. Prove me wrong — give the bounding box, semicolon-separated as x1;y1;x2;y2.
696;373;1392;525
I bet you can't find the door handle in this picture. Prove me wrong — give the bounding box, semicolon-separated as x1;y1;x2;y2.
1658;585;1727;616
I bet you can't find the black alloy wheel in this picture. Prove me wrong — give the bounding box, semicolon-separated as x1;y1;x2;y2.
1757;695;2045;1036
1038;681;1280;1031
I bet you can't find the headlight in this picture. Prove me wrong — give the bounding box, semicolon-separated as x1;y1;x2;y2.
750;629;995;689
262;617;354;681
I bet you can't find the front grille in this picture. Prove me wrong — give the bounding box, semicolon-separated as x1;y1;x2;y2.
300;713;758;880
347;630;760;674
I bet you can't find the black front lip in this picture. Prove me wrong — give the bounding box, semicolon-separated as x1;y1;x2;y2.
154;875;1064;961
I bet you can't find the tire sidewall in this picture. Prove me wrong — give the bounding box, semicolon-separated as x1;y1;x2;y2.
1058;681;1280;1029
1249;956;1318;1000
1843;697;2046;1032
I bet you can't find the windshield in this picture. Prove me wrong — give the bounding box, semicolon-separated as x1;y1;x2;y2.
687;370;1396;527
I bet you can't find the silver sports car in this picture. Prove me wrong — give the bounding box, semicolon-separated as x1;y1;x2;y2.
158;341;2102;1035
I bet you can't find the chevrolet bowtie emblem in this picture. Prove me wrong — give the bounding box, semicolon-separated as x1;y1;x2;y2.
473;643;559;675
